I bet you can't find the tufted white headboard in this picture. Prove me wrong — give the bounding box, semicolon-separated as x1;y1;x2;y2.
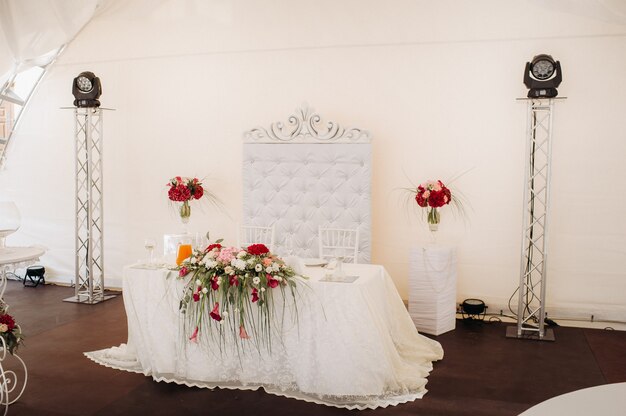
242;104;372;263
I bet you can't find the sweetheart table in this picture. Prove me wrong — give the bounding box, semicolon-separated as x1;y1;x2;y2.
86;262;443;410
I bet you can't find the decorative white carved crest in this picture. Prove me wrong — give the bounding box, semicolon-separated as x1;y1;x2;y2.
243;103;371;144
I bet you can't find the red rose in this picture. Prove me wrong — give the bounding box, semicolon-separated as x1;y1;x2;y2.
211;277;219;291
179;267;189;277
205;243;222;252
251;288;259;303
193;292;200;302
415;193;427;208
428;186;452;208
428;190;446;208
168;184;191;202
0;314;16;332
193;184;204;200
247;244;270;256
442;187;452;205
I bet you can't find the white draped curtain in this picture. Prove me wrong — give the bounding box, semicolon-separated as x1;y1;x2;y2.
0;0;100;77
0;0;101;166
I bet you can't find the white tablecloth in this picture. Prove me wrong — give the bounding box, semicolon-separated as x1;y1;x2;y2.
85;263;443;410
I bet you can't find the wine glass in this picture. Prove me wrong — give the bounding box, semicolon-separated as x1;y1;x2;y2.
144;239;156;265
332;256;346;282
283;234;295;257
0;202;21;249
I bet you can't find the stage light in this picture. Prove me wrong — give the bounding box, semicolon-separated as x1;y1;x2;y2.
72;71;102;108
523;54;562;98
460;299;487;321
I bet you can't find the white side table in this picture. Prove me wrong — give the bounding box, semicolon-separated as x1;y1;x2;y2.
408;245;457;336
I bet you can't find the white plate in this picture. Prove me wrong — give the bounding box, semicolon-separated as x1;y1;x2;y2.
303;258;328;267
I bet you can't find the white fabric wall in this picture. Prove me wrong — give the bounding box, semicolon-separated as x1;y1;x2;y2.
1;0;625;322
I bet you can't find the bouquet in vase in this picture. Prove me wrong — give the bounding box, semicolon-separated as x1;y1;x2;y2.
167;176;215;225
414;180;453;231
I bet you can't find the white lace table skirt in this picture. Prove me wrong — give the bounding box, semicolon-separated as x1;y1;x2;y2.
86;264;444;410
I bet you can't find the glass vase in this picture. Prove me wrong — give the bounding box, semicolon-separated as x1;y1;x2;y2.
427;207;440;232
180;201;191;224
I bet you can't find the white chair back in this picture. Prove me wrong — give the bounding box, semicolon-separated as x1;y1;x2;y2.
238;225;275;252
318;227;359;264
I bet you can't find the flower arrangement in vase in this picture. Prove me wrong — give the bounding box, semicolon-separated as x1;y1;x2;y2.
415;180;453;232
167;177;204;225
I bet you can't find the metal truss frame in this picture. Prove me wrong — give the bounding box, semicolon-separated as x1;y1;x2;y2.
64;107;115;304
507;98;561;341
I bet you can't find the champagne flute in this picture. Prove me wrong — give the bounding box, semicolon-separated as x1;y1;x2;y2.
144;239;156;265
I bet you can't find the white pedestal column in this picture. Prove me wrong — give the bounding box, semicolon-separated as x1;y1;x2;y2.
408;245;457;336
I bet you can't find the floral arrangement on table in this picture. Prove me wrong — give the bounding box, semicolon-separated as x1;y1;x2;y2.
413;179;457;231
176;241;302;348
0;307;23;355
167;176;205;224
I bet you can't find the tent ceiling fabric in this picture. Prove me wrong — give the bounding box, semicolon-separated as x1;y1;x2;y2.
0;0;100;77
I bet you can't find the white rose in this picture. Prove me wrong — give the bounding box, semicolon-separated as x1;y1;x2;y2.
237;251;247;258
260;287;266;292
224;266;234;275
191;257;197;264
195;279;201;286
201;287;208;294
255;264;263;272
275;276;282;282
265;267;273;273
253;276;261;285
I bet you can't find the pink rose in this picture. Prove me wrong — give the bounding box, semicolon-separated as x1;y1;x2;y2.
422;190;430;199
179;267;189;277
217;247;237;263
263;258;273;267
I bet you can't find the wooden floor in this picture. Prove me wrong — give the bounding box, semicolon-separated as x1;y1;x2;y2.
3;281;625;416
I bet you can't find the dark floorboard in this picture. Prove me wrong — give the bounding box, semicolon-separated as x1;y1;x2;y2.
3;281;625;415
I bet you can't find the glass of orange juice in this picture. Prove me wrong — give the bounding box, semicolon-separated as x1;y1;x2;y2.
176;244;193;265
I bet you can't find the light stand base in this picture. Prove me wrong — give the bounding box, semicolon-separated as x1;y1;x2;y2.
506;325;555;342
63;294;116;305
